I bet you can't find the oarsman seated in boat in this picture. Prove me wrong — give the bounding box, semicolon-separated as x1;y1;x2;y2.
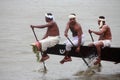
60;13;85;64
31;13;60;62
88;16;112;65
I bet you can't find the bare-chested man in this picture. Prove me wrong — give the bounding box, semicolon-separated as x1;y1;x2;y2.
31;13;60;62
60;13;85;64
88;16;112;65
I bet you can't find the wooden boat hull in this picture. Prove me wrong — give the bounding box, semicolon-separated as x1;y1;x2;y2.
46;44;120;63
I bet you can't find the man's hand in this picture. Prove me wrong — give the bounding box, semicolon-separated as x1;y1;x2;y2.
64;33;68;37
30;25;34;29
75;46;80;53
88;29;92;33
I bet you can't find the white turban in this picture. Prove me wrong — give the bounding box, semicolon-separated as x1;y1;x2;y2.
68;14;76;19
98;18;105;21
98;18;105;28
45;13;54;19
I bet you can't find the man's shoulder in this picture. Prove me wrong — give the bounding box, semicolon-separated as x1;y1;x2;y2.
76;22;81;25
101;25;110;31
48;21;56;25
103;24;109;28
76;22;82;28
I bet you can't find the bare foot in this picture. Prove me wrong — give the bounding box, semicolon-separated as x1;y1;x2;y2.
60;57;72;64
94;58;101;65
40;55;49;62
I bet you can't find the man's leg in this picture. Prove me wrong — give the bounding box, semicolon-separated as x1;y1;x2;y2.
34;41;50;62
60;51;72;64
31;41;42;51
40;51;50;62
94;42;104;65
60;37;78;64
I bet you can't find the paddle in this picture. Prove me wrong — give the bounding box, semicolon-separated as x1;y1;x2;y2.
66;37;90;68
88;29;94;42
31;26;47;72
88;29;99;65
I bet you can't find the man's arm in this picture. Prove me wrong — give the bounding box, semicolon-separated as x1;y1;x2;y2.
90;26;107;35
77;26;82;46
64;22;70;37
75;25;82;52
31;22;54;28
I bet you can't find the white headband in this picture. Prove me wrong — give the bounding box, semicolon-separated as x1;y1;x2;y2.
98;18;105;28
45;14;53;19
98;18;105;21
68;14;76;19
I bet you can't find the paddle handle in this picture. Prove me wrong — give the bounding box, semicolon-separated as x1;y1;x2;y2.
66;37;90;68
66;37;75;46
88;29;94;42
31;26;39;41
30;26;47;72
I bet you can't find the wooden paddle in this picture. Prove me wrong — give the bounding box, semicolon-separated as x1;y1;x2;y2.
66;37;90;68
88;29;100;65
31;25;47;72
88;29;94;42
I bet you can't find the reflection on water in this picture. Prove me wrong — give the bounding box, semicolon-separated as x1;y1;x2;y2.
33;71;120;80
74;74;120;80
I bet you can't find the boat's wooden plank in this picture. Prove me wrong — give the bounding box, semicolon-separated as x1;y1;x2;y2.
101;47;120;63
46;44;120;63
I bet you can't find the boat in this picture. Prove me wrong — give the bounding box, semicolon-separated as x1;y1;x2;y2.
46;44;120;64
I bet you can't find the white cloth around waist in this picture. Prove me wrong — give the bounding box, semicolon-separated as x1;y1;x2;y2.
65;34;85;51
39;36;60;51
93;40;111;47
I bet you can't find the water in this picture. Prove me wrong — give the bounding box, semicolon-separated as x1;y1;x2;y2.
0;0;120;80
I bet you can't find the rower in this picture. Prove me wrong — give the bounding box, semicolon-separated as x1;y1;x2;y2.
31;13;60;62
88;16;112;65
60;13;85;64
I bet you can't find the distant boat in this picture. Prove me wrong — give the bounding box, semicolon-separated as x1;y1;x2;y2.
46;44;120;64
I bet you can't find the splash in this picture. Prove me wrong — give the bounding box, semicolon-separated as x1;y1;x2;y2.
74;63;101;76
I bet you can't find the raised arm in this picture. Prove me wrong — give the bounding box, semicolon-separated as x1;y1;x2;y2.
89;25;107;35
31;22;54;29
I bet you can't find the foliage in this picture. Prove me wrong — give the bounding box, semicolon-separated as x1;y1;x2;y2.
31;45;40;62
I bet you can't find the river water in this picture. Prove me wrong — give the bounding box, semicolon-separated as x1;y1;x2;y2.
0;0;120;80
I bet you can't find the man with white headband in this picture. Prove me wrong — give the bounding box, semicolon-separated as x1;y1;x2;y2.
60;13;85;64
31;13;60;62
88;16;112;65
45;13;54;19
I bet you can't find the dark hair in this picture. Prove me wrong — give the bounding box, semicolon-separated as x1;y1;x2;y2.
99;16;105;19
70;13;76;16
47;13;52;16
